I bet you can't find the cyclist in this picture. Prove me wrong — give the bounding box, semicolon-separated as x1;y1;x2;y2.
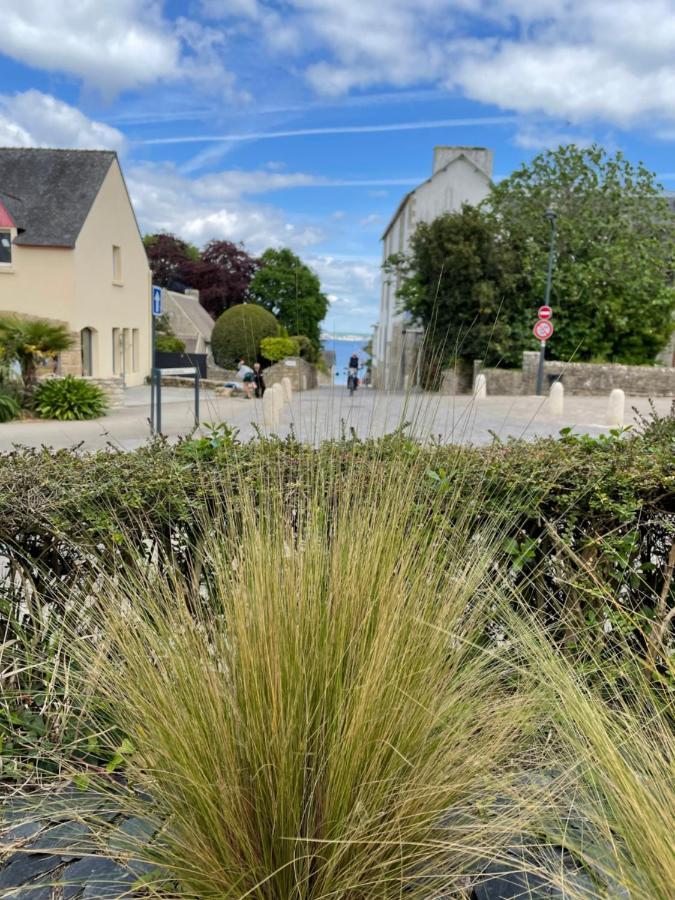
347;353;360;394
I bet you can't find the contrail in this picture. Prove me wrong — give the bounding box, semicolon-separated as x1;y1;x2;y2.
136;116;516;145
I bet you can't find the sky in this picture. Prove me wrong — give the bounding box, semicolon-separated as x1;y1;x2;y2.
1;1;674;334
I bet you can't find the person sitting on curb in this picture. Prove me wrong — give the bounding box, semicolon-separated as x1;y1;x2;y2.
236;358;254;398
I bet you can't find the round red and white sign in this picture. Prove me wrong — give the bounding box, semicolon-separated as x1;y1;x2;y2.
538;305;553;320
533;319;554;341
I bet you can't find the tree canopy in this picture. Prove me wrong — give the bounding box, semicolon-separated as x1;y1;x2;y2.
182;240;260;320
144;233;200;291
249;248;328;348
485;144;675;364
392;205;529;383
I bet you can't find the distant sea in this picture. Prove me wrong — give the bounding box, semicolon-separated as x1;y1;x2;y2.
322;335;370;384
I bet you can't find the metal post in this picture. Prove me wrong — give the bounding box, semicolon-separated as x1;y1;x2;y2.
536;210;557;396
150;313;156;433
156;371;162;435
194;371;200;427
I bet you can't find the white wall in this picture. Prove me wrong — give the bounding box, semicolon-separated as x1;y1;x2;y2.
373;153;492;388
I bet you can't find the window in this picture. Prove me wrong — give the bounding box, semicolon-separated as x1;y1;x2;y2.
0;230;11;265
112;245;122;283
132;329;140;373
112;328;121;374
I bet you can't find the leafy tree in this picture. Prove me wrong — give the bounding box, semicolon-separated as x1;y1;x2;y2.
0;316;73;390
393;205;529;385
485;144;675;364
249;248;328;349
144;233;200;290
154;313;186;353
211;304;280;369
183;241;260;320
290;335;320;364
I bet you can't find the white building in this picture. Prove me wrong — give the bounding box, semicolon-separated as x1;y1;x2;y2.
372;146;493;390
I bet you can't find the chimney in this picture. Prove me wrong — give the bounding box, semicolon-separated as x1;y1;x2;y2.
432;146;494;178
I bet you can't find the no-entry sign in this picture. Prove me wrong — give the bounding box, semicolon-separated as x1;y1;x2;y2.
533;319;554;341
538;305;553;320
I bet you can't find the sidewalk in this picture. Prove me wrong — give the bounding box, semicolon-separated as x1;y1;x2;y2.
0;386;671;452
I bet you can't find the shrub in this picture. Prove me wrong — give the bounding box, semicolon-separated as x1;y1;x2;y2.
290;334;320;363
259;335;299;362
0;391;20;422
211;303;279;369
62;465;535;897
155;333;186;352
33;375;108;421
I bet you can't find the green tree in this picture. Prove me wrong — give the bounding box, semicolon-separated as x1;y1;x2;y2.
0;316;73;390
393;205;529;385
211;304;280;369
486;144;675;364
249;248;328;349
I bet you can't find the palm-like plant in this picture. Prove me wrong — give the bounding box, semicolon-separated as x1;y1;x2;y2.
0;316;73;390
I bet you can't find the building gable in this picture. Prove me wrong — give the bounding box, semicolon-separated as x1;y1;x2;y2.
0;148;116;247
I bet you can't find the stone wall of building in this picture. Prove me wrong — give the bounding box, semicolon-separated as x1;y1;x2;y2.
264;357;318;391
90;376;125;408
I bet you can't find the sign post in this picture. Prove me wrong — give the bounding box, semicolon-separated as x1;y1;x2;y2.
151;286;162;434
533;317;554;396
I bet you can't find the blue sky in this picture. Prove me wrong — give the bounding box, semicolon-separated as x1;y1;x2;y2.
1;1;674;333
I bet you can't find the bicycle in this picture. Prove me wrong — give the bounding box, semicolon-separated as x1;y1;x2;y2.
346;366;361;396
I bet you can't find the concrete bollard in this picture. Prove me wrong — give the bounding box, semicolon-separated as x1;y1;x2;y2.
270;382;284;413
262;387;280;429
473;373;487;400
549;380;564;415
281;376;293;403
606;388;625;427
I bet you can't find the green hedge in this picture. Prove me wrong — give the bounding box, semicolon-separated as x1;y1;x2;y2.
1;411;673;777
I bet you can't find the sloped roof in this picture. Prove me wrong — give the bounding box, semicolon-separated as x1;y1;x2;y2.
0;148;116;247
167;290;215;341
381;152;493;241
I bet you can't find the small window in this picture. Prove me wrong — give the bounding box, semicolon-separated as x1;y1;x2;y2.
112;328;121;374
0;230;11;265
112;245;122;283
132;329;140;373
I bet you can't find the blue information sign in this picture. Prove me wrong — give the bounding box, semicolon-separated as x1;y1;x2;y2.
152;285;162;316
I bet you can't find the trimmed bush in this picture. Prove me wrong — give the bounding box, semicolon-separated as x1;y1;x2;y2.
33;375;108;421
155;333;186;353
260;335;300;362
211;304;279;369
0;391;20;422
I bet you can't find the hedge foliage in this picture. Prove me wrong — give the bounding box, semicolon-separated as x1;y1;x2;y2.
211;303;279;368
260;335;300;362
1;409;673;778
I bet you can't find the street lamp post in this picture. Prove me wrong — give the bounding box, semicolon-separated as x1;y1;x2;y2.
535;208;557;396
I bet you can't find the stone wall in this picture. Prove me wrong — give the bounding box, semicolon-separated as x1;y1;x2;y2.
439;367;472;394
90;376;125;408
264;357;318;391
521;352;675;396
442;352;675;396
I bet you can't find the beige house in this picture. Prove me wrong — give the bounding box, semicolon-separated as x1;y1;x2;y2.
0;148;151;387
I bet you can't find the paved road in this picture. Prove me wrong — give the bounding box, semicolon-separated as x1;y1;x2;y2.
0;386;671;451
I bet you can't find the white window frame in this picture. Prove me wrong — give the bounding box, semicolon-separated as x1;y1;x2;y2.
0;229;12;267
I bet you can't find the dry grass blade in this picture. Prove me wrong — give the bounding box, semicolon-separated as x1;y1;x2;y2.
66;462;537;899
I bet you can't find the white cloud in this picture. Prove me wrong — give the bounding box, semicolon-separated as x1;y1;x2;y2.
0;91;125;150
203;0;675;129
0;1;239;96
125;162;326;251
308;254;381;327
